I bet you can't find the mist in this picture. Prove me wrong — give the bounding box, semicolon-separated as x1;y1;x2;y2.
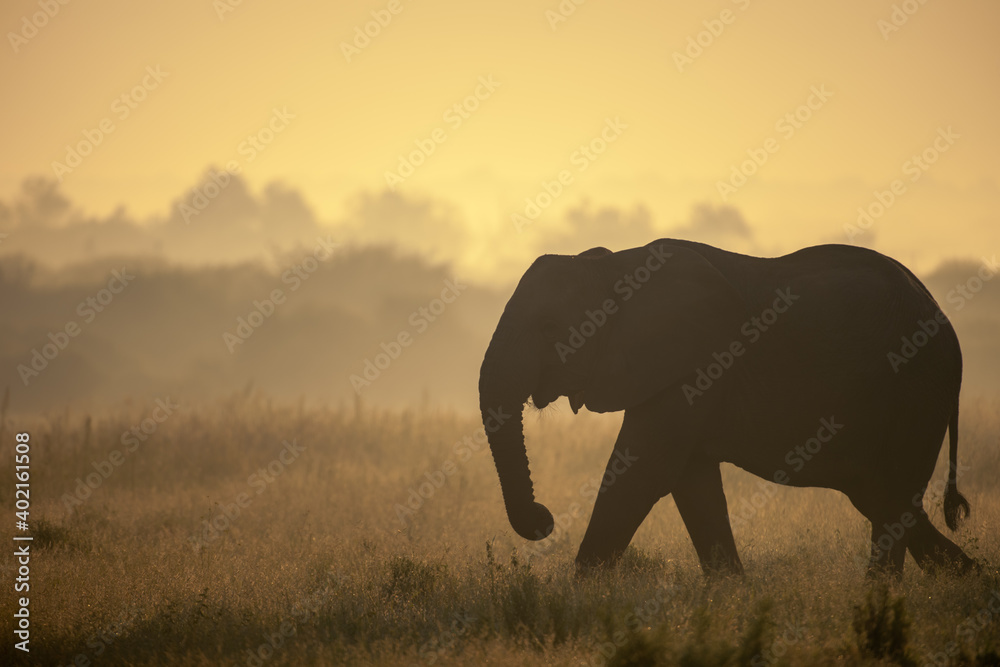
1;174;997;415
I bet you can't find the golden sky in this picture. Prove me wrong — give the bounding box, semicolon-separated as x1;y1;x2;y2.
2;0;998;276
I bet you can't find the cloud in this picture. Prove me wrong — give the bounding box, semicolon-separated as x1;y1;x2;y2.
532;201;756;256
1;173;997;414
530;200;659;255
0;172;341;268
670;203;753;243
0;172;760;281
0;173;479;271
338;189;469;264
0;178;162;266
923;257;1000;397
0;177;74;228
159;169;328;265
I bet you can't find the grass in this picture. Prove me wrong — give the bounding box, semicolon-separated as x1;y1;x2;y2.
2;392;1000;665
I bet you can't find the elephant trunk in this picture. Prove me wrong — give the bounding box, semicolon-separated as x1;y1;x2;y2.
479;323;554;541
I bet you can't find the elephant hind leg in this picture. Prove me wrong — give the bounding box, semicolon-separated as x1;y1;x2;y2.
672;455;743;576
865;522;907;579
848;492;909;578
906;510;976;574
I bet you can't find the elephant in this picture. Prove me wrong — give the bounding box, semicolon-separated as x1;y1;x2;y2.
478;239;977;577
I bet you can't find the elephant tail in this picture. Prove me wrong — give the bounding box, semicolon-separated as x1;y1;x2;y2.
943;403;970;531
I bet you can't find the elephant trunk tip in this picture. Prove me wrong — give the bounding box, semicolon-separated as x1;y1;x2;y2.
943;482;970;531
511;502;555;541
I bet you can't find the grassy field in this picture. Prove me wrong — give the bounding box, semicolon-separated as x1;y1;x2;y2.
3;391;1000;666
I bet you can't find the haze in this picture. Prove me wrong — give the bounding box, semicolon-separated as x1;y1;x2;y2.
1;0;998;413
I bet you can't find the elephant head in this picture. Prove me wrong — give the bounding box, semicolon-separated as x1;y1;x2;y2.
479;240;747;543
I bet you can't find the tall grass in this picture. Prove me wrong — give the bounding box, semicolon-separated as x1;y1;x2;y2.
2;392;999;665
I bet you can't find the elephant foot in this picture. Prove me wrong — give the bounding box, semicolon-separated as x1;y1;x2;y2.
906;511;979;576
912;550;979;576
573;554;622;581
574;548;624;573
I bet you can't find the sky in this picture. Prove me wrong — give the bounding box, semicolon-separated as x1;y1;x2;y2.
1;0;999;279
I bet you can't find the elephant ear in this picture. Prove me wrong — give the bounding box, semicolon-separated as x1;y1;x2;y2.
583;242;749;413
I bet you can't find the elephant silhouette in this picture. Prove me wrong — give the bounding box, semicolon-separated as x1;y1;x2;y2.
479;239;976;576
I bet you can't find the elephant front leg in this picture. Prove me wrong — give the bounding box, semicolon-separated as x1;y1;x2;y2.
672;455;743;576
575;447;661;568
575;399;692;569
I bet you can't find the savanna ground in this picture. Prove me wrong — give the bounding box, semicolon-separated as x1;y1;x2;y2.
3;391;1000;666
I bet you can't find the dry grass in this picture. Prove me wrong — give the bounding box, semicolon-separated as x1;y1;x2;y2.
2;392;1000;665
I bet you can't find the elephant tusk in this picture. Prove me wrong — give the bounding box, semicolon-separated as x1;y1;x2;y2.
569;392;585;414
